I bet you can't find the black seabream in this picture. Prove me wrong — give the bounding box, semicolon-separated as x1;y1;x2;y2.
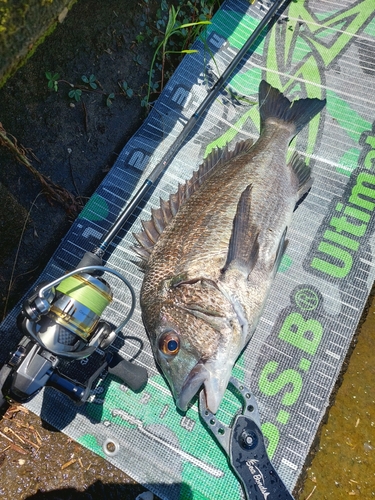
133;80;326;413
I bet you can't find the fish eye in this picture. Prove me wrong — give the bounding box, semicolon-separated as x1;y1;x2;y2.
158;331;180;357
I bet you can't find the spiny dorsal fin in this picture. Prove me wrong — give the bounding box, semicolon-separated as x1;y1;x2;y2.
132;138;254;262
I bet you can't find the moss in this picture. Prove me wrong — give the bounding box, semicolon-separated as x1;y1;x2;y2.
0;0;77;89
0;2;31;43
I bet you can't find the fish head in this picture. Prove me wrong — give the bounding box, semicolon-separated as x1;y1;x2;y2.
142;277;245;414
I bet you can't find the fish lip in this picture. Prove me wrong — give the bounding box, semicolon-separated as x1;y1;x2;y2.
176;360;229;414
176;362;208;412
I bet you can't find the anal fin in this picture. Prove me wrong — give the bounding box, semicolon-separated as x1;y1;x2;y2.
222;184;259;277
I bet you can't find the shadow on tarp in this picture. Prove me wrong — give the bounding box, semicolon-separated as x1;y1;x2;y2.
25;479;191;500
37;378;146;431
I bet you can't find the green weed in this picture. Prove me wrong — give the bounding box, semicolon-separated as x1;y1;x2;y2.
46;72;114;105
145;5;210;105
45;72;59;92
81;74;98;89
68;88;82;102
137;0;217;107
106;93;115;107
120;81;134;98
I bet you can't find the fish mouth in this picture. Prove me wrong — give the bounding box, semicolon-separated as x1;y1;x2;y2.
176;361;230;414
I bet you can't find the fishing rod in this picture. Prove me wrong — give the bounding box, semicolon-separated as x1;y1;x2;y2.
95;0;289;257
0;0;288;409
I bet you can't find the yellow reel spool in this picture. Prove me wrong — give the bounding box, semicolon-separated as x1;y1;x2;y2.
50;273;113;339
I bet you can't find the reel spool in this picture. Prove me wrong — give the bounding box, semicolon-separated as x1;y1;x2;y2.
51;272;113;340
20;265;136;360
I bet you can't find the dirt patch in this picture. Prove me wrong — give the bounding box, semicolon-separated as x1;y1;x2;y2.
0;0;155;319
0;182;28;263
0;404;151;499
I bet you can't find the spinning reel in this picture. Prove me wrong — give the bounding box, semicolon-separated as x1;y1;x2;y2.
0;251;148;407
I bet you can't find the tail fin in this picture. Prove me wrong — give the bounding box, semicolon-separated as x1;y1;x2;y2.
258;80;326;135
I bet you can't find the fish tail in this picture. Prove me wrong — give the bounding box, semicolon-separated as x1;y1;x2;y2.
258;80;326;135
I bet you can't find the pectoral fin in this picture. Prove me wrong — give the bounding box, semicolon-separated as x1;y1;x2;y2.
222;184;259;277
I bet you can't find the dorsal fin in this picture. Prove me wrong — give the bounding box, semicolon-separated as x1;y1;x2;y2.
132;138;254;262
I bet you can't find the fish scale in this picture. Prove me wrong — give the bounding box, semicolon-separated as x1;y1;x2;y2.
134;80;326;414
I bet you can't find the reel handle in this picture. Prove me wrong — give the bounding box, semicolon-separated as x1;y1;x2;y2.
108;352;148;391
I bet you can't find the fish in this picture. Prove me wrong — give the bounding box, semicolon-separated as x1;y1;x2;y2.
133;80;326;413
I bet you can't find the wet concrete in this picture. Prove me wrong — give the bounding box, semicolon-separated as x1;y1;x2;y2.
0;0;374;499
296;291;375;499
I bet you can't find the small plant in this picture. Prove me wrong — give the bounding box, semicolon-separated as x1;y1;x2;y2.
45;71;117;105
45;72;60;92
68;88;82;102
81;74;98;89
145;5;211;105
133;54;143;65
120;81;134;98
106;93;115;107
